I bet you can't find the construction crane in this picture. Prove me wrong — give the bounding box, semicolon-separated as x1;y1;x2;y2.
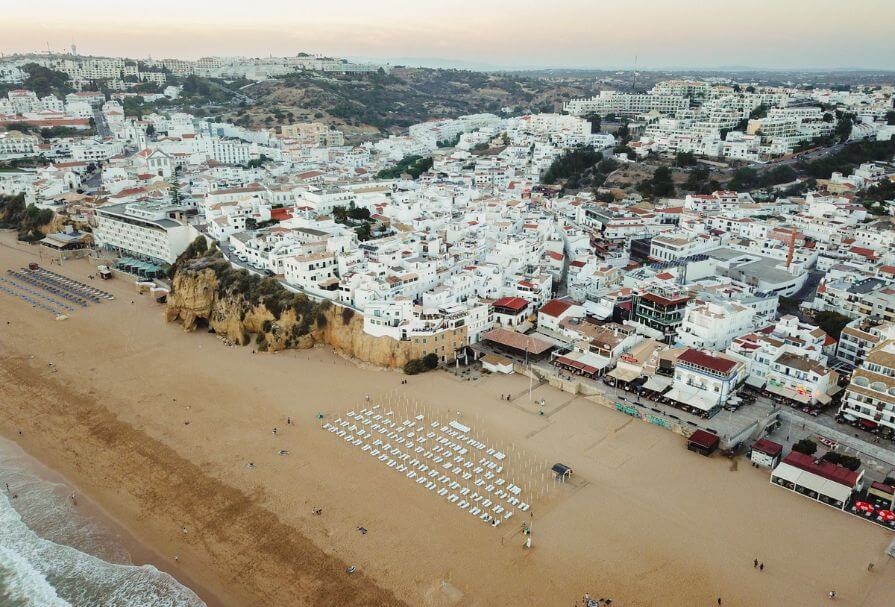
785;230;796;269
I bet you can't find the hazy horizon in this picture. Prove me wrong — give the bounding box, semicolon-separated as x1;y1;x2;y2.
5;0;895;70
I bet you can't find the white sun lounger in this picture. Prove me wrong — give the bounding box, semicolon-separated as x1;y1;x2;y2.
448;494;459;503
520;503;530;512
504;511;514;520
470;507;481;516
438;488;448;497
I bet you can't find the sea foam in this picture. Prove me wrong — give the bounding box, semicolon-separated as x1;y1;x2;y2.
0;441;205;607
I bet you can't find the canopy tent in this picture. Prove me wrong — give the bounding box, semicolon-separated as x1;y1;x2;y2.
642;375;673;393
664;386;718;412
115;257;166;278
772;461;852;505
607;366;640;383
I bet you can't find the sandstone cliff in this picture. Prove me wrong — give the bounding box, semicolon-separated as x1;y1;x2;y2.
166;264;416;368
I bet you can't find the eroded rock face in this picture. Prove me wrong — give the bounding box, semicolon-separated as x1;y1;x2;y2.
165;268;415;368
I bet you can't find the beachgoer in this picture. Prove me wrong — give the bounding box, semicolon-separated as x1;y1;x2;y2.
287;417;292;425
717;599;722;606
174;555;179;562
753;558;758;568
273;427;277;435
829;591;836;599
868;562;875;571
759;563;764;571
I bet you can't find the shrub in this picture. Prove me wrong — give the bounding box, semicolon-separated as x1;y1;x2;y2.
791;439;817;456
821;452;861;471
403;358;427;375
341;307;355;325
423;353;439;370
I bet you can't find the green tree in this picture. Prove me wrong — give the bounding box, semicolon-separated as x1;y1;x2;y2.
813;311;852;340
20;63;73;97
675;151;697;167
749;104;768;120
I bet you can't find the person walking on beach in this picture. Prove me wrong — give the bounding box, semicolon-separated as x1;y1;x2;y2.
272;427;278;436
717;598;722;605
829;590;836;599
753;558;758;568
868;562;875;572
759;563;764;571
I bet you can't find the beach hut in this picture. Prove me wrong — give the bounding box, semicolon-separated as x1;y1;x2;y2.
482;354;514;374
687;430;720;456
749;438;783;468
868;481;895;509
552;463;573;479
97;265;113;280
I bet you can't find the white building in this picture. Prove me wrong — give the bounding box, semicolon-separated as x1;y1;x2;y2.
93;201;196;264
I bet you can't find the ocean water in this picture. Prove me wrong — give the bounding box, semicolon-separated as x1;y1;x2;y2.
0;440;206;607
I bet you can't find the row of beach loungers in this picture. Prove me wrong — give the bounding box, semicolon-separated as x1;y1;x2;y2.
8;267;114;306
0;277;70;316
324;405;531;528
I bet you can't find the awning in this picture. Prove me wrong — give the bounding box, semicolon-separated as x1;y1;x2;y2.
745;375;766;389
815;392;832;406
555;351;609;376
665;386;718;412
607;366;640;383
642;375;673;393
766;383;811;404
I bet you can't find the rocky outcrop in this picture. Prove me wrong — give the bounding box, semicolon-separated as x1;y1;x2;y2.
166;265;416;368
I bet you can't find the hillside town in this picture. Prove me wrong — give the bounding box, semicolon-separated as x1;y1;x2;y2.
3;52;895;538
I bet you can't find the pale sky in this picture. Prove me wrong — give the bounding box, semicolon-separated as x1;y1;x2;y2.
3;0;894;70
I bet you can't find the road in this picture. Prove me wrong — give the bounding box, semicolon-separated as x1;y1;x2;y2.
92;107;111;138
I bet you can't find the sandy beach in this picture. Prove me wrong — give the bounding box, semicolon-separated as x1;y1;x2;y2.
2;231;895;606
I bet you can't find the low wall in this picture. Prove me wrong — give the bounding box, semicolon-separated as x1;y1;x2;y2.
518;364;695;440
